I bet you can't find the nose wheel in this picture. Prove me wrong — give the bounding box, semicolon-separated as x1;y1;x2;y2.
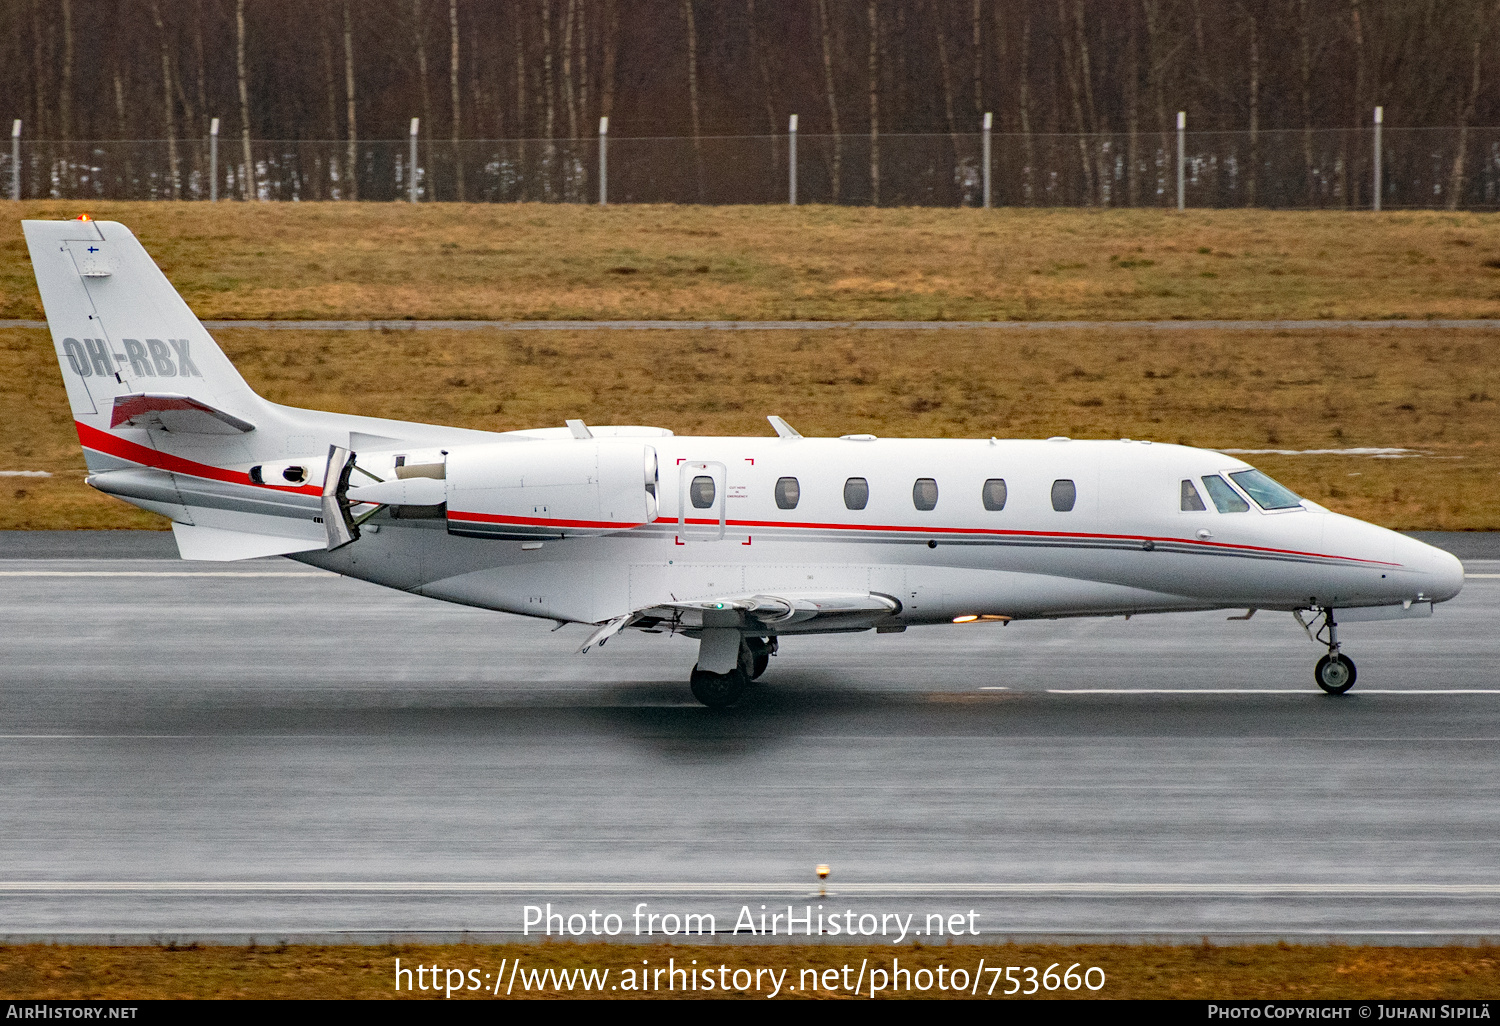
1315;652;1357;694
1297;608;1358;695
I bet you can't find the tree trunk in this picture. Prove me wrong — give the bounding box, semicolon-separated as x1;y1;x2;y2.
1055;0;1093;204
682;0;705;202
450;0;465;201
1126;0;1139;207
1143;0;1170;206
1071;0;1105;204
60;0;73;141
935;2;959;143
543;0;555;198
1341;0;1362;207
816;0;841;203
194;0;207;134
413;0;433;197
867;0;878;206
562;0;577;144
516;7;528;200
319;7;337;199
747;0;778;137
1299;0;1313;205
1019;11;1033;204
971;0;982;118
149;0;180;199
343;0;358;200
236;0;253;198
1448;16;1489;211
1247;10;1258;208
600;0;617;122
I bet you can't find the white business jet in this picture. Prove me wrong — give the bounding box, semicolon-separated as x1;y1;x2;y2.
24;218;1464;706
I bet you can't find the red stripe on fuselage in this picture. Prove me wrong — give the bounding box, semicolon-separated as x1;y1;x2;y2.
442;508;1401;568
75;420;323;497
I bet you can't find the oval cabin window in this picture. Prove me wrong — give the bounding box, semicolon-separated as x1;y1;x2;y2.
1051;479;1077;512
843;477;869;510
774;476;800;510
981;478;1007;511
912;478;938;511
690;475;716;509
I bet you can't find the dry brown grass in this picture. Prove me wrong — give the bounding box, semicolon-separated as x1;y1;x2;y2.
5;324;1499;531
5;202;1500;322
1;942;1496;1000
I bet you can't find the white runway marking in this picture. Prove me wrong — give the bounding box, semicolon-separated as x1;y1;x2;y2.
0;571;326;577
3;881;1498;896
1465;573;1500;578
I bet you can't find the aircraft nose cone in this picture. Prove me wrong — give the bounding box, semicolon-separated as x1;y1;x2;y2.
1398;535;1465;602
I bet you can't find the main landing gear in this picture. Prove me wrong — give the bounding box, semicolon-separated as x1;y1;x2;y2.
689;635;776;709
1297;608;1357;695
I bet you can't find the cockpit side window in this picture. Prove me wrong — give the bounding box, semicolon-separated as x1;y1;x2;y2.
1201;474;1250;513
1180;479;1207;511
1229;469;1304;510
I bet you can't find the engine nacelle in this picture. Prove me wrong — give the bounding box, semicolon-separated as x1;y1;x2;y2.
445;439;659;540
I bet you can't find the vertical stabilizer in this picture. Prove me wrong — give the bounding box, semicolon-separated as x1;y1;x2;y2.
22;219;264;470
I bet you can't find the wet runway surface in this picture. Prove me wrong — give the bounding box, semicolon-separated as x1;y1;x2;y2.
2;545;1498;943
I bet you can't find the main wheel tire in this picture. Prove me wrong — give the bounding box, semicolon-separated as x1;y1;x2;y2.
690;665;748;708
1315;653;1357;695
744;637;772;680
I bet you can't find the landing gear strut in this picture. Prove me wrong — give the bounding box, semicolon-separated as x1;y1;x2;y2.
1297;608;1357;695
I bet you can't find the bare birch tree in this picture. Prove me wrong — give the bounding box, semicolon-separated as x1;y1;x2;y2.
149;0;180;199
343;0;358;200
868;0;879;205
412;0;434;197
682;0;705;201
817;0;841;203
237;0;254;199
450;0;465;200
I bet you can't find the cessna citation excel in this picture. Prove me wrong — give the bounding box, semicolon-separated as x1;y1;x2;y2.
25;218;1465;707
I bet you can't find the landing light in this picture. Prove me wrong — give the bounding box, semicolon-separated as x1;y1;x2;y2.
953;615;980;623
954;614;1012;624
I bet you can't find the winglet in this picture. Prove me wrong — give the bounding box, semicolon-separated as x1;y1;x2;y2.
767;415;802;439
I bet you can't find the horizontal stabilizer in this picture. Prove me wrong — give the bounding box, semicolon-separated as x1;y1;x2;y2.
111;393;255;434
172;522;324;561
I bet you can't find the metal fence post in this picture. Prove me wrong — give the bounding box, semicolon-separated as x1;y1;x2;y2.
788;114;798;206
1373;106;1383;212
1176;111;1186;210
982;112;992;209
10;120;19;202
409;118;420;202
599;116;608;206
209;118;219;202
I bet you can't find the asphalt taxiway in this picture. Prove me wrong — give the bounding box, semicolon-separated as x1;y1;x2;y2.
1;535;1497;944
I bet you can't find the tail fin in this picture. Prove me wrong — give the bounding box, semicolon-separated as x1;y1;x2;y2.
22;218;264;470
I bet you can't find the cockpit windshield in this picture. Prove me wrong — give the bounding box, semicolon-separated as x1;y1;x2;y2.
1200;475;1250;513
1228;468;1304;510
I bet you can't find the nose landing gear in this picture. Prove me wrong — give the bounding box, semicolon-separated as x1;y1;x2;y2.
1296;608;1357;695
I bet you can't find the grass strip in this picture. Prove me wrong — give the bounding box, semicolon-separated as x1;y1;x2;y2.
4;203;1500;323
2;942;1497;1000
5;325;1499;530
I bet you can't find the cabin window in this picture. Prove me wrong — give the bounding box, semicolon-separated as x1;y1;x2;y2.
1229;469;1304;510
1051;479;1077;512
981;478;1007;511
775;476;800;510
690;475;716;509
912;478;938;511
1180;479;1207;511
844;477;869;510
1201;474;1250;513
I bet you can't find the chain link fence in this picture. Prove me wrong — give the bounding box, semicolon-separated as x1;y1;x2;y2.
7;128;1500;208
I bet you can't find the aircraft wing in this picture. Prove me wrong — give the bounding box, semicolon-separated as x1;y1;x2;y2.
110;392;255;434
580;591;901;651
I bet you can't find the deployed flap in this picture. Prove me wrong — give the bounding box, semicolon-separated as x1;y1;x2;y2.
111;392;255;434
172;522;324;561
665;591;899;627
